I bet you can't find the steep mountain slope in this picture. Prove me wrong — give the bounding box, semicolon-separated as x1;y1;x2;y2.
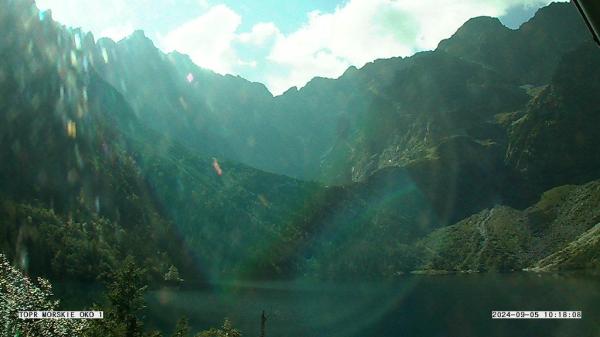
412;38;600;273
506;43;600;197
0;0;195;281
307;2;593;187
259;2;590;187
418;179;600;272
272;51;528;184
86;32;303;179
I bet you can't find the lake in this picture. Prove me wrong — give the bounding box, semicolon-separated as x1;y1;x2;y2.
135;273;600;337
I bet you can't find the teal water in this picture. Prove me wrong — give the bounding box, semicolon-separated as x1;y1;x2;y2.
142;273;599;337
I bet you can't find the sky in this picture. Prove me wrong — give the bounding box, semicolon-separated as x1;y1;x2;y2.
36;0;569;95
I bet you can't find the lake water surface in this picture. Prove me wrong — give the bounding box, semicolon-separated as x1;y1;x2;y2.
138;273;600;337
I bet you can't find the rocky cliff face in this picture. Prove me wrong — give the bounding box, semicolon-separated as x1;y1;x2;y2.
506;44;600;197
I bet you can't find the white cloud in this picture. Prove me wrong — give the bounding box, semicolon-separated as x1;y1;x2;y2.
237;22;282;46
197;0;210;9
160;4;241;74
237;59;258;68
265;49;351;95
263;0;563;95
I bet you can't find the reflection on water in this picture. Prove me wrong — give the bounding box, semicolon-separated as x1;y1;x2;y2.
137;273;600;337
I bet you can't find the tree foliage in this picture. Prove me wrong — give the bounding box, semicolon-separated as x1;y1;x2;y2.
196;318;241;337
171;317;190;337
0;254;89;337
85;256;148;337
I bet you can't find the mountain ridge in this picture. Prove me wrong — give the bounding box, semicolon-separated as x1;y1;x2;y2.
48;2;589;189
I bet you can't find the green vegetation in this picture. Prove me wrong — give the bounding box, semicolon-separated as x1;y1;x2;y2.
0;200;119;280
0;253;243;337
0;254;89;337
170;317;190;337
195;319;242;337
530;223;600;271
85;257;149;337
417;180;600;272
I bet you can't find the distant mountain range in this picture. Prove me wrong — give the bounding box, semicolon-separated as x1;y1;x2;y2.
1;0;599;282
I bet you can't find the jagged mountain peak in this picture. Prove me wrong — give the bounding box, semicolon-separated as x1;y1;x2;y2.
524;1;577;26
118;29;157;50
455;15;509;34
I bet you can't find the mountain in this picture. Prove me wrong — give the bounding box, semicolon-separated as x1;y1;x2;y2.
418;179;600;272
0;0;336;283
285;2;595;189
0;0;318;283
437;3;589;85
83;3;599;209
86;32;303;179
0;0;424;282
83;3;590;186
0;0;198;281
506;43;600;196
256;3;600;276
